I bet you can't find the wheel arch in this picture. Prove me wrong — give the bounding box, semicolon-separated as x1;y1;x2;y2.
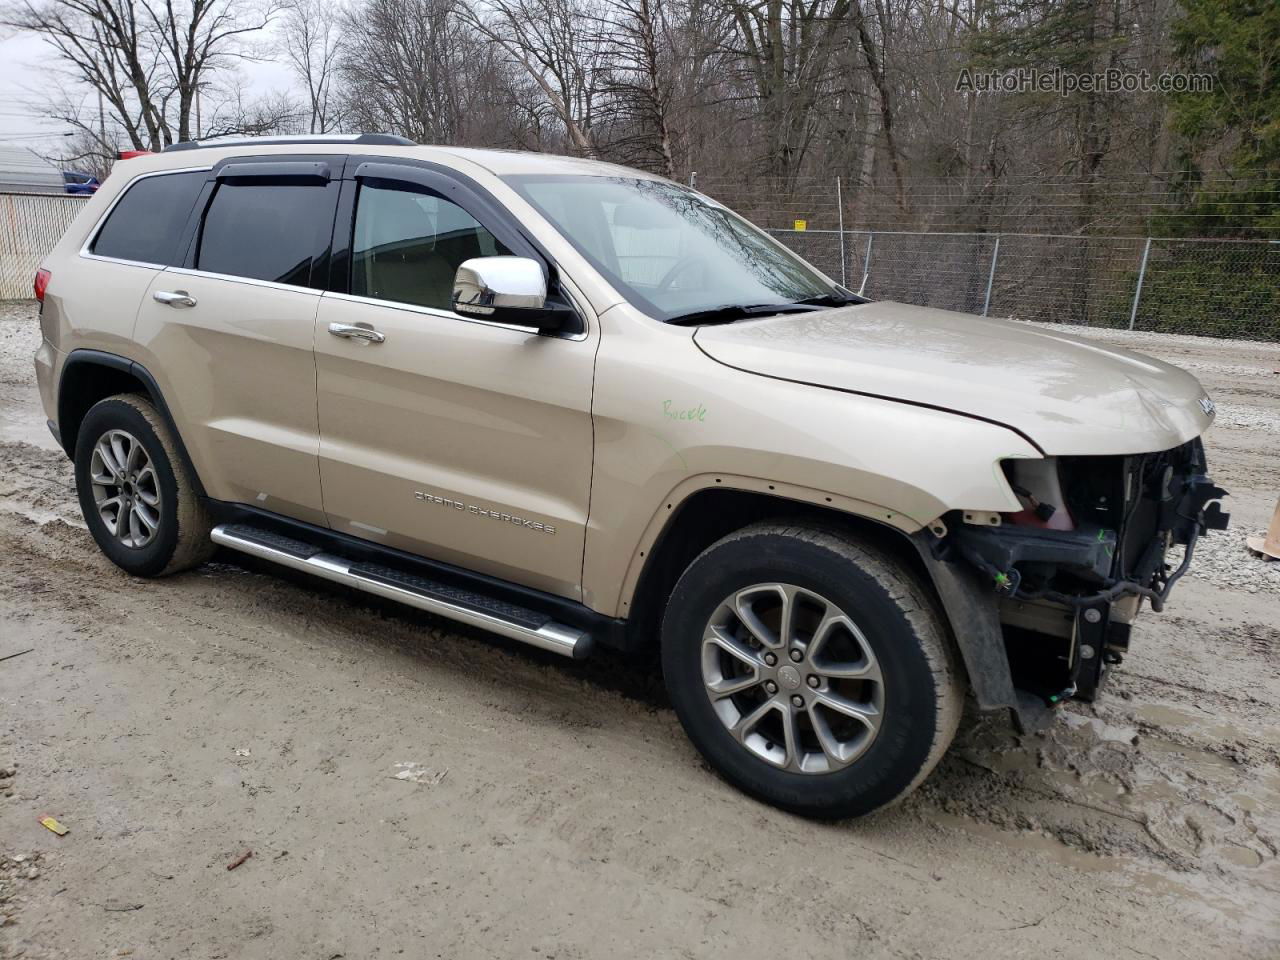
622;481;1024;722
57;349;206;497
622;482;928;644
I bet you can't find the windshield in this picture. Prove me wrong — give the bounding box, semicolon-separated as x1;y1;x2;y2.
503;174;850;322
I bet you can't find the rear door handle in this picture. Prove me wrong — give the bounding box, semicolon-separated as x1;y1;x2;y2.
328;321;386;344
153;290;197;308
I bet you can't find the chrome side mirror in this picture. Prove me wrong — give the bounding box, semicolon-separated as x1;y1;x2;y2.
452;256;547;319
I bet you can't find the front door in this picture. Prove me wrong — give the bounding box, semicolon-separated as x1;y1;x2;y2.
314;165;596;600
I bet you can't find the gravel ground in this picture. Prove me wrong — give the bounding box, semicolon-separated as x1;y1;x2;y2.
1;301;1278;960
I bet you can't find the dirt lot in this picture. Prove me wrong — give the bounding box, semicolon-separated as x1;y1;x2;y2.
1;300;1277;959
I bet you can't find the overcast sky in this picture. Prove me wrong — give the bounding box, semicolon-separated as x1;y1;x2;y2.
0;26;295;157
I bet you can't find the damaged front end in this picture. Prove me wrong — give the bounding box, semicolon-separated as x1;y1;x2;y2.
923;439;1229;723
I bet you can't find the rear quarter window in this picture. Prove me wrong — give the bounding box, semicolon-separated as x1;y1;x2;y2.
90;171;207;265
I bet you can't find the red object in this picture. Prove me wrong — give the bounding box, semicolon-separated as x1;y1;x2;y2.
33;268;51;303
118;150;152;160
1007;506;1074;530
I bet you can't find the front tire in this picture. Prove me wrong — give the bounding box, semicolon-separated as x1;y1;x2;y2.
661;523;964;819
74;394;214;577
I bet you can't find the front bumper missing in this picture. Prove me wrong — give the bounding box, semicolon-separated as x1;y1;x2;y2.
951;474;1228;615
917;442;1229;725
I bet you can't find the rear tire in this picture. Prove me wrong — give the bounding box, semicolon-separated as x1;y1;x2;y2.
74;394;214;577
661;522;964;819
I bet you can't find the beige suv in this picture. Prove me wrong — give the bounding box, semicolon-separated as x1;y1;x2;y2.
33;135;1229;817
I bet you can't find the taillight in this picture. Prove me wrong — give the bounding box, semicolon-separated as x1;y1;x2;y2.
34;268;51;303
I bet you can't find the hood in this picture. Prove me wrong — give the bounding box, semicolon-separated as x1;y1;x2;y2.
693;301;1214;456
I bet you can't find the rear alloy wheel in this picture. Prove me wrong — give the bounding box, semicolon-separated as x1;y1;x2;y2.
74;394;214;577
88;429;163;548
662;522;964;819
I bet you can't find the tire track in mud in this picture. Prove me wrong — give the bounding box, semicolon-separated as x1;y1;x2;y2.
913;663;1280;884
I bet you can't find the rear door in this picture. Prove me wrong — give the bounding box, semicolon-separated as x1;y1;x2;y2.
58;168;208;363
313;160;597;599
131;157;341;526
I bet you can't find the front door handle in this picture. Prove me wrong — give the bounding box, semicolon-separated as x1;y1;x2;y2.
153;290;197;308
328;321;386;344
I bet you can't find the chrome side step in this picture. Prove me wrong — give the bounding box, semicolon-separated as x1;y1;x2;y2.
210;524;593;659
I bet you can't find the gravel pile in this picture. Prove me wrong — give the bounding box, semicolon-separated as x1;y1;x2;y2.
1180;530;1280;597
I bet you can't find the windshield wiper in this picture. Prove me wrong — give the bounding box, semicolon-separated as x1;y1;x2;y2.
792;292;866;308
665;302;821;327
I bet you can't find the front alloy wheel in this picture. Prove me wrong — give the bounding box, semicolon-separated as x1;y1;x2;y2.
703;584;884;774
662;523;964;819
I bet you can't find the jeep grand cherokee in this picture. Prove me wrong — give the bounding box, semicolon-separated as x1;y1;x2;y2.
32;133;1229;818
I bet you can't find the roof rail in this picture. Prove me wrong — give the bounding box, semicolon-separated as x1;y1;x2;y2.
163;133;415;153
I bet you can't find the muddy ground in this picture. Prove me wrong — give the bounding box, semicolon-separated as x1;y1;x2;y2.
0;301;1277;959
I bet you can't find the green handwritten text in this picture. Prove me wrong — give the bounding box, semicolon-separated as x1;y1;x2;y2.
663;400;707;422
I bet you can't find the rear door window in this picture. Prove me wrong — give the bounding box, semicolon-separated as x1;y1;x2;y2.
90;171;206;266
197;182;333;286
351;182;511;311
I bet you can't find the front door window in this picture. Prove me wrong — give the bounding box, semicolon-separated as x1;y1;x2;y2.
351;183;512;311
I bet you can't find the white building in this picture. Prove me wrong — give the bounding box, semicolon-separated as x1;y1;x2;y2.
0;145;65;194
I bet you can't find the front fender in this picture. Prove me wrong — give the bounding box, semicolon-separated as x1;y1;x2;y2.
583;308;1041;616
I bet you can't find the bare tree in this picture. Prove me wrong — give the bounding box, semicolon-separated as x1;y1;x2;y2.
3;0;279;149
851;0;907;213
280;0;343;132
461;0;608;157
143;0;280;143
4;0;170;149
339;0;523;144
13;0;1231;240
720;0;853;183
49;125;119;178
597;0;677;175
657;0;734;178
199;81;305;136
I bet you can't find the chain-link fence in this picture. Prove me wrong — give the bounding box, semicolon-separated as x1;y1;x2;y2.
695;173;1280;236
0;189;1275;341
0;192;88;299
767;228;1279;341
